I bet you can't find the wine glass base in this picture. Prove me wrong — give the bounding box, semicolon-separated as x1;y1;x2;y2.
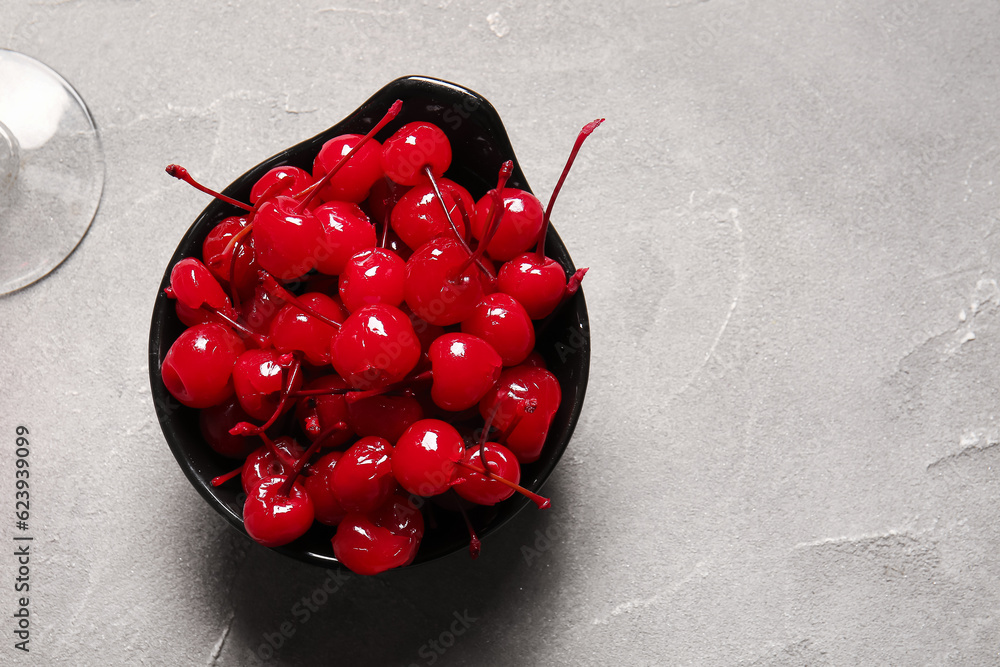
0;49;104;296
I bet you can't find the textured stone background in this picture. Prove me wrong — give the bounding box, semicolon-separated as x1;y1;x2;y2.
2;1;999;665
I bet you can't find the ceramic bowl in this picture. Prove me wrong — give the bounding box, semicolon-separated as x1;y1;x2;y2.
148;75;590;569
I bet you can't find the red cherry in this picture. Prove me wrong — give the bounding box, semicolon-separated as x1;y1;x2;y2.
250;166;314;205
166;258;235;319
392;419;464;496
367;176;410;229
239;282;283;334
269;293;345;366
312;201;377;276
232;349;301;421
243;475;315;547
330;303;421;390
312;134;384;203
471;188;544;261
496;255;569;320
199;397;259;459
492;119;602;319
460;293;535;366
294;375;353;448
521;350;547;369
331;436;396;513
242;437;303;494
479;366;561;464
338;247;406;312
346;393;424;443
403;236;493;326
381;121;451;186
454;443;520;505
302;451;348;526
389;179;472;250
428;333;502;412
252;195;324;281
161;323;245;409
202;215;258;298
333;492;424;575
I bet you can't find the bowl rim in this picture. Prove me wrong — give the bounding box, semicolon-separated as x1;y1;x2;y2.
148;75;591;570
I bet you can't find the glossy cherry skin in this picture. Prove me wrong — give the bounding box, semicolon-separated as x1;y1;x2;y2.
302;451;347;526
238;282;283;334
242;438;304;494
202;215;258;298
381;121;451;186
333;492;424;575
392;419;465;496
168;257;235;319
161;323;245;409
331;436;396;513
367;176;410;228
250;165;314;204
243;476;315;548
460;293;535;367
312;134;384;203
331;303;421;390
199;396;259;459
232;349;300;421
174;300;229;329
313;201;378;276
471;188;545;261
338;248;406;312
496;254;568;320
428;333;502;412
404;237;493;326
479;366;562;464
253;195;324;281
294;374;353;448
346;393;424;443
454;442;520;505
269;293;345;366
390;179;472;250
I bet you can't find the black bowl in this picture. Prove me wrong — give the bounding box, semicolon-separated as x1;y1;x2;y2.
148;75;590;570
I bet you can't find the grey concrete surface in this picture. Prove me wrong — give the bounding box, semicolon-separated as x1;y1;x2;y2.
1;0;999;665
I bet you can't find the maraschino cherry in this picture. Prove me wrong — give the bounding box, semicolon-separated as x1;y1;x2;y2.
497;118;602;319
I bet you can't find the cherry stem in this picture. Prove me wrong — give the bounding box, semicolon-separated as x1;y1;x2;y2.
278;436;325;497
496;412;524;446
259;272;342;329
211;463;245;487
165;165;255;213
288;386;365;398
478;401;503;475
566;267;588;295
230;355;303;436
456;161;513;277
424;166;496;282
425;165;472;249
296;99;403;211
210;221;257;311
310;421;350;450
198;304;270;348
457;503;481;560
535;118;604;260
255;177;295;208
259;432;299;470
454;459;551;510
342;370;433;404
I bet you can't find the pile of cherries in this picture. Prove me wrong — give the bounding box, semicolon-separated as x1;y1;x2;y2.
160;100;600;575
